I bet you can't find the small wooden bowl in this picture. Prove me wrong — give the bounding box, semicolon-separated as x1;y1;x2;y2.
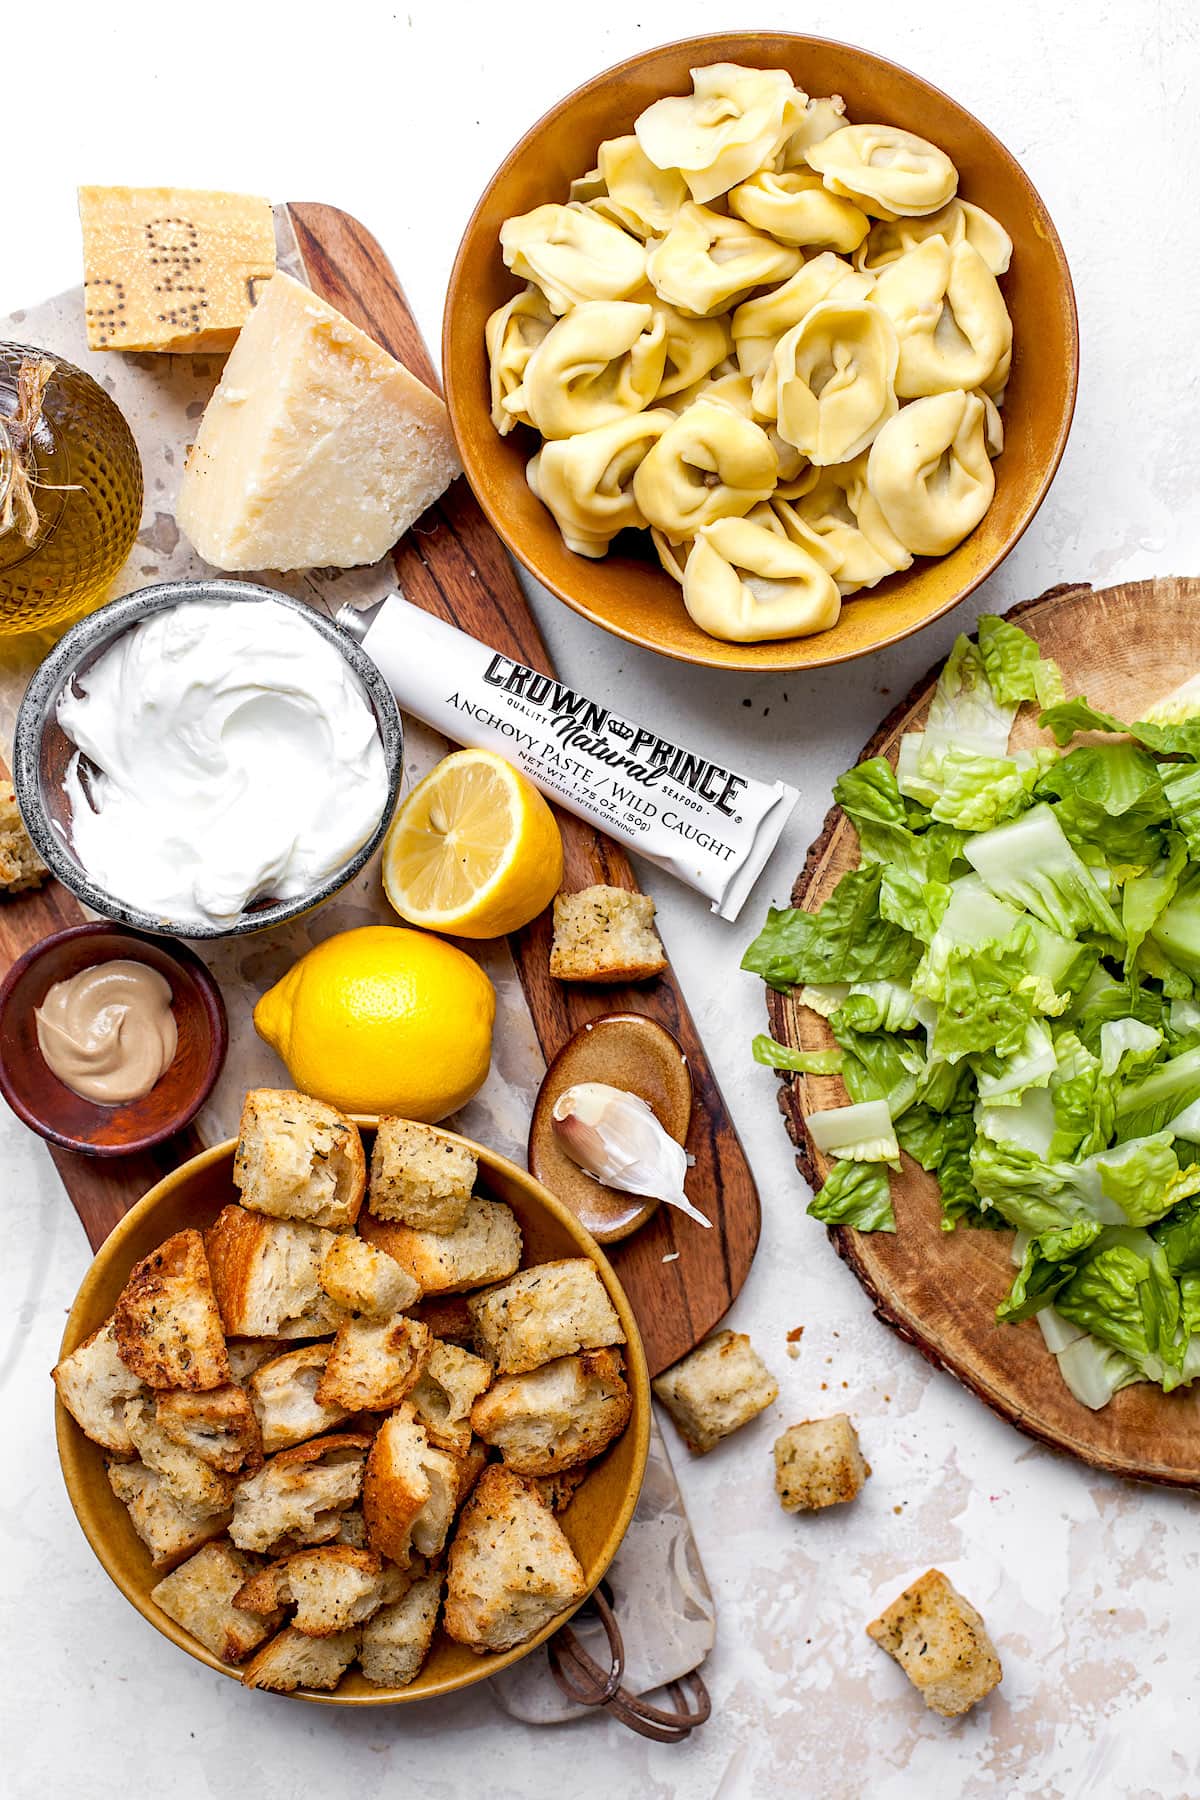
0;923;227;1156
443;32;1079;672
55;1124;650;1704
528;1012;693;1243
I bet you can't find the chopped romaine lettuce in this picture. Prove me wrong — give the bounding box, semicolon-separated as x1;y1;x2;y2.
806;1099;900;1168
751;1035;843;1075
807;1160;895;1232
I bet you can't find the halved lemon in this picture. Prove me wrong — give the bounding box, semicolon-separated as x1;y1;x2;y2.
382;748;564;937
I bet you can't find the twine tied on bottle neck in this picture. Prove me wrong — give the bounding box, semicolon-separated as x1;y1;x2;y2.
0;355;56;545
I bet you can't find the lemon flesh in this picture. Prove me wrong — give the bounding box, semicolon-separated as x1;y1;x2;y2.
383;749;563;938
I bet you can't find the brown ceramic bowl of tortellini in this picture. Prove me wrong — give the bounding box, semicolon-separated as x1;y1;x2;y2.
443;33;1078;672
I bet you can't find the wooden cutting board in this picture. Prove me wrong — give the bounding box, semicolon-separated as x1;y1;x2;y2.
1;203;760;1377
769;576;1200;1490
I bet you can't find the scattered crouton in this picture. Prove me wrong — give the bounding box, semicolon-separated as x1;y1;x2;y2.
867;1570;1002;1717
444;1466;587;1653
471;1348;630;1476
363;1407;461;1568
359;1569;443;1687
469;1258;625;1375
235;1544;390;1636
319;1233;419;1317
549;886;667;984
369;1119;476;1233
233;1089;366;1228
107;1459;232;1569
52;1318;146;1452
204;1206;342;1338
774;1415;869;1513
241;1624;360;1692
229;1433;372;1555
0;780;47;893
652;1330;778;1455
316;1313;433;1413
410;1340;493;1455
248;1345;350;1454
151;1541;281;1662
155;1384;262;1475
124;1396;238;1515
532;1467;588;1514
112;1229;231;1391
359;1195;522;1296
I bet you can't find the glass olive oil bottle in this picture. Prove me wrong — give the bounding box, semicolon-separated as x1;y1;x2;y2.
0;343;142;635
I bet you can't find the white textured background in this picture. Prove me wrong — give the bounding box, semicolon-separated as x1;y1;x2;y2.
5;3;1200;1796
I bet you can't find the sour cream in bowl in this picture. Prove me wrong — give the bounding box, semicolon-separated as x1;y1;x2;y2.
13;582;403;939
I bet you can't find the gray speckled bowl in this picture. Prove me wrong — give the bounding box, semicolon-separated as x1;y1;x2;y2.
13;580;404;941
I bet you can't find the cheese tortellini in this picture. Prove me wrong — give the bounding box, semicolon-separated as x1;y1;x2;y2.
646;204;800;318
522;302;667;439
728;170;869;253
866;389;995;555
500;203;647;313
770;301;900;465
806;124;959;218
486;61;1016;645
872;237;1012;398
632;399;778;542
635;63;798;204
682;515;841;642
528;409;674;556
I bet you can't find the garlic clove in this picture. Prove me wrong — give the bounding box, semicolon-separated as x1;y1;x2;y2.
551;1080;711;1228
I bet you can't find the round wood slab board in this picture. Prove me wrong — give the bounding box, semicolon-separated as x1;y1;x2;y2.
768;576;1200;1490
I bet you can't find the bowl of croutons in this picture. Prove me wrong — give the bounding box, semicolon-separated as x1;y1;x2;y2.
52;1088;650;1703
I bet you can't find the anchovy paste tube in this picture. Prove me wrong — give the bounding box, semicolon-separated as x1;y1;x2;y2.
341;594;797;922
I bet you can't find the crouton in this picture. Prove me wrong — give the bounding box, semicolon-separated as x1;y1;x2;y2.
248;1345;350;1454
151;1541;282;1662
204;1206;342;1338
454;1437;489;1510
112;1229;231;1391
124;1397;238;1514
412;1293;475;1345
0;779;47;893
549;886;667;984
226;1338;288;1383
362;1407;461;1567
229;1433;371;1555
867;1570;1002;1717
333;1510;368;1549
233;1089;366;1228
470;1348;630;1476
359;1196;522;1296
316;1313;433;1413
235;1544;389;1636
444;1466;587;1654
652;1330;778;1455
532;1468;588;1514
107;1459;231;1570
410;1341;493;1455
319;1233;419;1317
469;1258;625;1375
774;1415;869;1513
369;1119;476;1233
52;1318;146;1452
359;1570;443;1687
155;1384;263;1475
241;1625;359;1692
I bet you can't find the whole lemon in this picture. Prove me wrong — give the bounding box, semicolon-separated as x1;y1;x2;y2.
253;925;495;1121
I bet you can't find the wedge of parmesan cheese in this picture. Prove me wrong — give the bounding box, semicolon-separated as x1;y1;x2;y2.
176;273;461;571
78;186;276;353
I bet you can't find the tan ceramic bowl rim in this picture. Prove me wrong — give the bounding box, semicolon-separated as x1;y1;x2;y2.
443;30;1080;673
55;1122;651;1705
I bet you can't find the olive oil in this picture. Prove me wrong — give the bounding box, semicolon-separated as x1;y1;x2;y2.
0;343;142;635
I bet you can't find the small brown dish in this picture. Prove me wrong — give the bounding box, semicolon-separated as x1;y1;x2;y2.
529;1012;692;1243
0;922;227;1156
444;31;1079;672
